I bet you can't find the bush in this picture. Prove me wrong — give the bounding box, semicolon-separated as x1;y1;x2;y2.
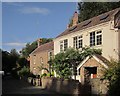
28;72;36;78
103;60;120;96
17;66;30;77
51;71;54;76
41;73;47;78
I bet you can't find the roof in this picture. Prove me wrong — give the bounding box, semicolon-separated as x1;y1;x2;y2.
77;54;109;70
56;8;120;38
30;41;54;55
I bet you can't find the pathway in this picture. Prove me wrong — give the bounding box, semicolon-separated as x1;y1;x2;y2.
2;76;61;95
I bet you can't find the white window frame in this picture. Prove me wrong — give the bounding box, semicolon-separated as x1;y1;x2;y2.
60;39;68;52
48;51;52;61
90;30;102;46
73;35;83;49
96;31;102;45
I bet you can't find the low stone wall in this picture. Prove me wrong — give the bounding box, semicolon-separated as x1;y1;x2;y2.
90;78;108;95
41;77;81;95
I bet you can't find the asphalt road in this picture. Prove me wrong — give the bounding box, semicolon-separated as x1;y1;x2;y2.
2;76;61;96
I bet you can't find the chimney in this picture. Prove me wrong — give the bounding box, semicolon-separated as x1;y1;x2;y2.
37;38;42;47
72;11;78;26
67;11;78;29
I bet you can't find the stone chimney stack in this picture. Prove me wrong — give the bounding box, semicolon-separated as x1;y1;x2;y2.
67;11;78;29
37;38;42;47
72;11;78;26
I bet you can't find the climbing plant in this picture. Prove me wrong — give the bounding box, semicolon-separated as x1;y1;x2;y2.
52;47;102;79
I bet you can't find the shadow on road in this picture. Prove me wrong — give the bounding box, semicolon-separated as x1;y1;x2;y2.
2;76;61;96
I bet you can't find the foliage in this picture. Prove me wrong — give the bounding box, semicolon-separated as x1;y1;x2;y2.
2;50;11;73
17;57;28;68
17;66;30;77
80;47;102;60
2;49;20;75
10;49;20;70
53;47;102;79
103;59;120;96
41;73;47;78
38;65;49;73
78;2;120;23
21;38;53;58
28;72;36;78
53;51;72;79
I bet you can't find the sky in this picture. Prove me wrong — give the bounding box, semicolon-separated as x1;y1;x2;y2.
2;2;77;52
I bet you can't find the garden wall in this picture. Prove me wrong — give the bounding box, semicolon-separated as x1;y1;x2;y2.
41;77;81;95
90;78;108;95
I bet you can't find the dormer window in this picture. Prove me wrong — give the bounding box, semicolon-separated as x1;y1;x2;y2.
69;26;77;31
99;14;109;21
82;20;91;27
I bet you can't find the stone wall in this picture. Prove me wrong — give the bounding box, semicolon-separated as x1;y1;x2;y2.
41;77;81;95
90;78;108;95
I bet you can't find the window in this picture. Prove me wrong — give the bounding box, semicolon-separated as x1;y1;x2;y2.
60;39;68;52
73;36;77;49
73;35;83;49
48;51;52;61
64;39;68;51
33;55;36;64
60;41;63;52
90;31;95;46
40;57;43;64
99;14;109;21
90;30;102;46
78;36;83;48
96;31;102;45
82;20;91;27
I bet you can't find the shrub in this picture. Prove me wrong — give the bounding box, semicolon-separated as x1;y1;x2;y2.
41;73;47;78
103;60;120;96
18;66;30;77
28;72;36;78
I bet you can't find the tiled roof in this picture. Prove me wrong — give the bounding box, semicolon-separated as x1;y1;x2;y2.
56;8;120;38
77;54;109;70
94;54;110;65
30;41;54;54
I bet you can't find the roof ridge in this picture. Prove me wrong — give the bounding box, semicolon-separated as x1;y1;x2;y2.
30;41;53;55
56;7;120;38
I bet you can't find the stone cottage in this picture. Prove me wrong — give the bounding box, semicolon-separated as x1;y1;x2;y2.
30;40;54;75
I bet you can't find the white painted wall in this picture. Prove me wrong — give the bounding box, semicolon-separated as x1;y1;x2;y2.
54;21;119;61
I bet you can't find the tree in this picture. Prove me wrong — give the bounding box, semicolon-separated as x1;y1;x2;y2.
2;49;20;77
2;50;11;74
78;2;120;22
103;59;120;96
17;57;28;68
21;38;53;58
9;49;20;69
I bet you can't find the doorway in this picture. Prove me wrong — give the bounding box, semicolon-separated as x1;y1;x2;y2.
84;67;97;83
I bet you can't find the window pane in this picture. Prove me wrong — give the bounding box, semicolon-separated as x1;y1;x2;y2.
90;32;95;46
64;39;68;51
97;35;102;45
60;41;63;52
73;37;77;49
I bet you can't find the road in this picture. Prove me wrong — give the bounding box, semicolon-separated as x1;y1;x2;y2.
2;76;61;95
